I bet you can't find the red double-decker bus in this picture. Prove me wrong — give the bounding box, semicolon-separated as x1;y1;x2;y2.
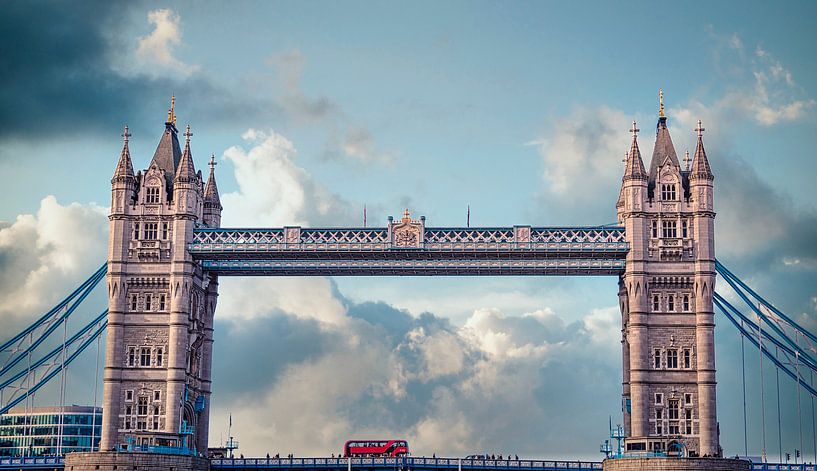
343;440;409;457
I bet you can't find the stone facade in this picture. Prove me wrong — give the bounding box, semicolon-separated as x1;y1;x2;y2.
66;451;210;471
101;106;222;455
617;105;718;457
602;458;748;471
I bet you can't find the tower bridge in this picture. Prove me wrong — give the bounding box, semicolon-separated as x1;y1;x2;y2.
99;94;719;463
3;94;815;471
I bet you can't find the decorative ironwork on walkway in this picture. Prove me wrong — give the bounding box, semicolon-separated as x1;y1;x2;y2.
189;225;628;276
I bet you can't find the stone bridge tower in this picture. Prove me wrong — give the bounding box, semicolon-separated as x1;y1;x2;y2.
617;92;718;457
102;100;222;454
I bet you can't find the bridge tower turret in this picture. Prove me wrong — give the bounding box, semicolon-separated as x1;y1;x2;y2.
617;92;719;457
100;100;218;455
689;120;717;456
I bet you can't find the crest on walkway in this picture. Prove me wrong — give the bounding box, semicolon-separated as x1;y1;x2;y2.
390;209;424;248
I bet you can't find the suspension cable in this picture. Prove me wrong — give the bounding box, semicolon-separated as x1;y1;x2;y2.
0;322;107;415
0;311;107;390
714;298;817;397
0;268;105;378
0;264;106;352
716;261;817;345
713;293;817;373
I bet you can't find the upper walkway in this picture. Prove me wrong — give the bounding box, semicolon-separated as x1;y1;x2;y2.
189;226;627;276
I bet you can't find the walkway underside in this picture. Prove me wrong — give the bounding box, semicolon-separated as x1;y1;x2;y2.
190;226;627;276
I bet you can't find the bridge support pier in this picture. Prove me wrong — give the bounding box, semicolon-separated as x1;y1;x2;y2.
602;457;748;471
65;452;210;471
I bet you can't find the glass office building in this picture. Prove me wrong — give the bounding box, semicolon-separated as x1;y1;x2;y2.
0;406;101;456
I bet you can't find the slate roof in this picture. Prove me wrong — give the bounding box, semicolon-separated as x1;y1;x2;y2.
648;116;682;198
691;133;713;180
112;139;134;182
150;123;182;192
174;126;197;183
204;165;221;208
624;128;647;181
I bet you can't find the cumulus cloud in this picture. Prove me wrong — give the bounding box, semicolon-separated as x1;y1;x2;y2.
210;292;622;458
0;3;272;147
0;196;108;315
0;196;110;407
133;9;200;78
220;128;353;227
526;106;633;224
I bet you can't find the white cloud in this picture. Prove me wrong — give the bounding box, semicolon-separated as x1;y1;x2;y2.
133;9;199;78
220;128;351;227
0;196;108;315
706;33;815;127
526;106;631;224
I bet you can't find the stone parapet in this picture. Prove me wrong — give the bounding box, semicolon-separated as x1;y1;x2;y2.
603;457;749;471
66;451;210;471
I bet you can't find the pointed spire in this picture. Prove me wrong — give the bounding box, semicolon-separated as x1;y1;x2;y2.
623;121;647;180
648;91;680;195
683;150;691;171
690;120;713;180
659;88;665;119
174;124;197;182
113;125;135;181
204;153;222;208
167;95;177;128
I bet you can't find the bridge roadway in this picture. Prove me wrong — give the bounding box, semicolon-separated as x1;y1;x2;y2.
0;456;811;470
188;226;628;276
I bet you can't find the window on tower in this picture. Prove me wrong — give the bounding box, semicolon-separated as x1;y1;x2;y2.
682;220;688;238
661;184;676;201
127;347;136;367
685;410;693;435
137;397;148;416
146;187;160;204
156;347;163;367
661;220;677;238
140;347;151;367
667;349;678;369
653;295;660;312
654;349;661;369
667;295;675;312
683;295;690;312
162;222;169;240
131;295;137;311
144;223;158;240
132;223;140;240
159;294;166;311
668;399;680;420
683;349;691;369
145;294;151;311
651;220;658;238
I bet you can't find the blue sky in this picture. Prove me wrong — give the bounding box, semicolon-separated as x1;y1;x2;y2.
1;0;816;461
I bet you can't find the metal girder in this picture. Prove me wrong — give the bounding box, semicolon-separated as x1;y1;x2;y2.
189;226;627;276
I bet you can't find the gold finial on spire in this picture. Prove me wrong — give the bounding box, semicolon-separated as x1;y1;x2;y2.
184;124;192;145
695;119;705;138
209;153;217;171
122;125;131;144
167;95;177;126
402;208;411;222
659;88;665;118
630;120;639;138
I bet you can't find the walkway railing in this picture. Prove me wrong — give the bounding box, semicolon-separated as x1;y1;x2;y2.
209;457;603;470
